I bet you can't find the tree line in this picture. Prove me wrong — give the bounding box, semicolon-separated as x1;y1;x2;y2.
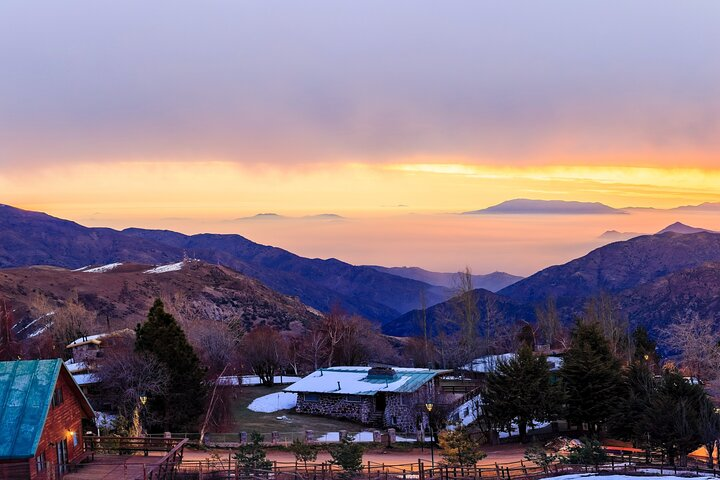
481;319;720;467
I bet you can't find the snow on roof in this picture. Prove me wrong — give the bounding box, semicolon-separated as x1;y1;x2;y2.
64;360;89;374
73;373;101;386
83;263;123;273
144;261;185;274
66;329;134;349
216;375;302;386
462;353;563;373
285;366;447;396
66;333;106;348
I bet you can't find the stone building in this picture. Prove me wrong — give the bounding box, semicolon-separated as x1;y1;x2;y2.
285;366;450;433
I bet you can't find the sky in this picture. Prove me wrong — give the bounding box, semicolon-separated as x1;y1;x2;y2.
1;1;720;275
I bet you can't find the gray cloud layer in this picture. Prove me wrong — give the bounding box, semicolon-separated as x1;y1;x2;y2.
1;0;719;167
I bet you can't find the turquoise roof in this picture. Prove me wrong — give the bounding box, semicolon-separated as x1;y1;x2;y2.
0;359;63;459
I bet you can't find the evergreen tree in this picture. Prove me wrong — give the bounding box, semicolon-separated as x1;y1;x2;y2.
329;434;364;479
438;426;487;466
484;345;561;442
643;371;708;466
631;325;657;364
135;298;207;432
608;361;655;443
560;321;622;433
235;432;273;473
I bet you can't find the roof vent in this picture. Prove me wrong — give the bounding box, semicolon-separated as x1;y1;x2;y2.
368;367;396;378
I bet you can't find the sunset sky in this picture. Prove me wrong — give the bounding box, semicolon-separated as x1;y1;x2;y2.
1;1;719;274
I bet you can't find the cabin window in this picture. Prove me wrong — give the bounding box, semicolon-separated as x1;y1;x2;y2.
345;395;362;403
72;431;79;447
52;387;64;407
35;451;46;472
304;393;320;402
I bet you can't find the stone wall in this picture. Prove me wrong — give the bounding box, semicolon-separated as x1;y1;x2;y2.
295;393;374;424
383;383;434;433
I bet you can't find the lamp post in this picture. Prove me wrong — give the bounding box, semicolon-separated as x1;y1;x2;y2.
139;393;148;436
425;403;435;468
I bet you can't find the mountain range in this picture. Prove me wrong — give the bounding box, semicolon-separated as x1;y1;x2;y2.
385;229;720;335
367;266;521;292
462;199;625;215
3;203;720;340
0;204;455;323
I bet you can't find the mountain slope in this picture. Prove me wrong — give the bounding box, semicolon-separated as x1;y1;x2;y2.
0;204;180;268
369;266;522;292
617;262;720;329
499;231;720;309
382;289;533;337
2;260;321;339
122;228;453;320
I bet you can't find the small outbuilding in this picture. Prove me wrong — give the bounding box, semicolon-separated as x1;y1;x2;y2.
285;366;450;432
0;359;95;479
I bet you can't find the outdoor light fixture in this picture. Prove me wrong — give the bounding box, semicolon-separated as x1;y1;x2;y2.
425;403;435;467
140;394;148;406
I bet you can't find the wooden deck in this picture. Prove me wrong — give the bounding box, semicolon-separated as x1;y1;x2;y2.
62;454;165;480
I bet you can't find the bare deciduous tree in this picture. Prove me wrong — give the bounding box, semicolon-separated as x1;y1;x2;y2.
658;313;720;382
97;348;170;435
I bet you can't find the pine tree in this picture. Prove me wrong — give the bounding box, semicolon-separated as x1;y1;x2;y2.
631;325;657;364
483;345;561;442
235;432;273;473
135;298;207;432
643;371;708;466
329;434;364;479
438;426;487;466
608;361;655;443
560;321;622;433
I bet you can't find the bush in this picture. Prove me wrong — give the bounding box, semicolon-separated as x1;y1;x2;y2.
560;437;607;465
438;426;487;467
524;445;557;472
289;438;320;470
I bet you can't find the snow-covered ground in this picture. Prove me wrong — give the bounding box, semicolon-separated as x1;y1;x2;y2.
550;475;715;480
144;261;185;274
314;432;423;443
83;262;123;273
248;392;298;413
216;375;302;386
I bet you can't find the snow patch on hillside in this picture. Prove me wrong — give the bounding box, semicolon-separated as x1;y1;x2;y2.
144;261;185;274
248;392;297;413
84;263;123;273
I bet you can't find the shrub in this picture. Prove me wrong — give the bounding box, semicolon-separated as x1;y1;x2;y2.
560;437;607;465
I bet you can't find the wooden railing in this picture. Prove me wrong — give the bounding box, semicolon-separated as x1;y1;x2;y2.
86;436;183;455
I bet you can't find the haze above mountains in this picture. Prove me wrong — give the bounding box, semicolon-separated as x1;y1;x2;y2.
2;202;720;341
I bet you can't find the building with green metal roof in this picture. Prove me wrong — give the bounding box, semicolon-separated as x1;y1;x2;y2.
0;359;95;479
286;366;451;433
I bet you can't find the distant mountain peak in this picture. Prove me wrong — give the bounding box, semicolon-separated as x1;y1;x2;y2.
599;230;643;241
462;199;625;215
656;222;717;235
